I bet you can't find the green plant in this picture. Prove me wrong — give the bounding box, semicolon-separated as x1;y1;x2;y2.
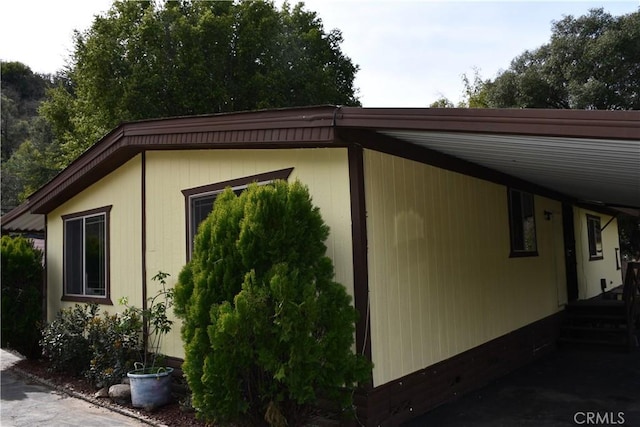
120;271;174;373
40;303;143;386
85;308;141;387
1;235;43;359
174;181;371;426
40;304;96;375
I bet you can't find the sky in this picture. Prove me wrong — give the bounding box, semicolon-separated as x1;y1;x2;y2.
1;0;638;107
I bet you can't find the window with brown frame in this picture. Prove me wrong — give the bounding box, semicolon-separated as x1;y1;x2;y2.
508;188;538;257
62;206;111;302
587;214;603;260
182;168;294;260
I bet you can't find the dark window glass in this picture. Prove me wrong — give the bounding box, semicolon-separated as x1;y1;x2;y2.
587;215;603;260
508;189;538;257
64;218;84;295
64;211;108;298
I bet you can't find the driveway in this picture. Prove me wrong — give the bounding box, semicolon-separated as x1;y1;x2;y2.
1;349;149;427
404;347;640;426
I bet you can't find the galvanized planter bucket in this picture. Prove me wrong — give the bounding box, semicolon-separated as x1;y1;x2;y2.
127;366;174;409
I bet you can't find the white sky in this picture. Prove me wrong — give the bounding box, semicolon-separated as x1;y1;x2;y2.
1;0;638;107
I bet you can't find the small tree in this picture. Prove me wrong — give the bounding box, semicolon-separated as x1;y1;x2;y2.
174;181;370;426
1;235;43;359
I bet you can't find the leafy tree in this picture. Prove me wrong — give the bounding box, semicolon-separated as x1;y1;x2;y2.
174;181;370;426
1;61;53;161
429;97;455;108
480;8;640;109
1;235;43;359
1;62;58;213
41;0;360;163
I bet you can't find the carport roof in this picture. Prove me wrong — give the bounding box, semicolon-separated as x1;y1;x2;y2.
2;106;639;233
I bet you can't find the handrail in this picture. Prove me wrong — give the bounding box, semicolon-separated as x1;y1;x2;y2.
623;262;640;349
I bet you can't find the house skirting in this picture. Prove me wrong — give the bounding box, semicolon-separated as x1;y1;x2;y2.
354;311;564;426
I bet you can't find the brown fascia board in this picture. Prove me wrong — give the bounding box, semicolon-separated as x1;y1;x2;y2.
27;106;340;215
335;107;640;140
15;105;640;216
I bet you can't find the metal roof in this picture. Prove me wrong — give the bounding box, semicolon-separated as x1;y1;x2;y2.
380;130;640;209
2;106;639;233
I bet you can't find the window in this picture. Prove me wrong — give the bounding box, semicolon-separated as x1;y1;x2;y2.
62;206;111;301
182;168;293;260
587;214;603;260
508;188;538;257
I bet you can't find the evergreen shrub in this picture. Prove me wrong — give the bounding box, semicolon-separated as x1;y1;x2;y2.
174;180;371;426
1;235;43;359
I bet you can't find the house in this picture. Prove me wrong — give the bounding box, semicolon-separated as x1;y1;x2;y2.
2;106;639;425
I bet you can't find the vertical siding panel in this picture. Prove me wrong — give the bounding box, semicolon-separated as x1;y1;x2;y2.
364;149;565;387
142;148;353;359
47;156;143;316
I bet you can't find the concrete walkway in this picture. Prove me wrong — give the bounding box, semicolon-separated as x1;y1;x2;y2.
1;349;149;427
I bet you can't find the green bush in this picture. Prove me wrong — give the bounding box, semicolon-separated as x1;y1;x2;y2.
175;181;371;426
85;308;142;387
1;235;43;359
41;303;142;386
40;304;95;375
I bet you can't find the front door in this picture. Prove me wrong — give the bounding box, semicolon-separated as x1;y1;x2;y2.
562;203;579;301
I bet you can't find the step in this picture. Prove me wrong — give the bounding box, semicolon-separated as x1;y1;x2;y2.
564;313;626;321
557;337;629;347
562;325;629;332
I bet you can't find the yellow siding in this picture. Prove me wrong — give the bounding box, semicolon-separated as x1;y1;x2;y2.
46;155;143;319
573;207;623;299
364;150;566;386
144;148;352;358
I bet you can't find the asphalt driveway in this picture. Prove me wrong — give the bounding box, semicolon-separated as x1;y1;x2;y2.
0;349;148;427
2;346;639;426
404;347;640;426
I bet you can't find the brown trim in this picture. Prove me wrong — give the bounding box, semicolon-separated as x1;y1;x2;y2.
61;295;114;305
358;311;563;426
141;153;148;319
43;216;48;323
3;106;636;222
182;168;294;261
181;167;294;198
61;205;112;304
335;107;640;140
27;106;338;215
347;144;373;385
61;205;113;221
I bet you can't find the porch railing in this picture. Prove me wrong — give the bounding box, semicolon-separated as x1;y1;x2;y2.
623;261;640;349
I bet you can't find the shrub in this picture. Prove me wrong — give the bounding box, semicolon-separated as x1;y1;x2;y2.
175;181;371;426
1;235;43;359
40;304;96;375
40;303;142;386
85;308;142;387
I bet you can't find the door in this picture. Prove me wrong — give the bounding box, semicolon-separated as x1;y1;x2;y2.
562;203;579;301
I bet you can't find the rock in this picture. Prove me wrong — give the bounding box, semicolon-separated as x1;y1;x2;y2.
121;377;130;385
94;387;109;398
109;384;131;403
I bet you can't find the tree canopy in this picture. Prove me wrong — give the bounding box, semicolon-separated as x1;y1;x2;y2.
41;0;360;163
464;8;640;109
1;62;59;213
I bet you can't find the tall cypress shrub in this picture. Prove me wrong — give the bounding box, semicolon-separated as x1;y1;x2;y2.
174;181;370;426
1;235;43;359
